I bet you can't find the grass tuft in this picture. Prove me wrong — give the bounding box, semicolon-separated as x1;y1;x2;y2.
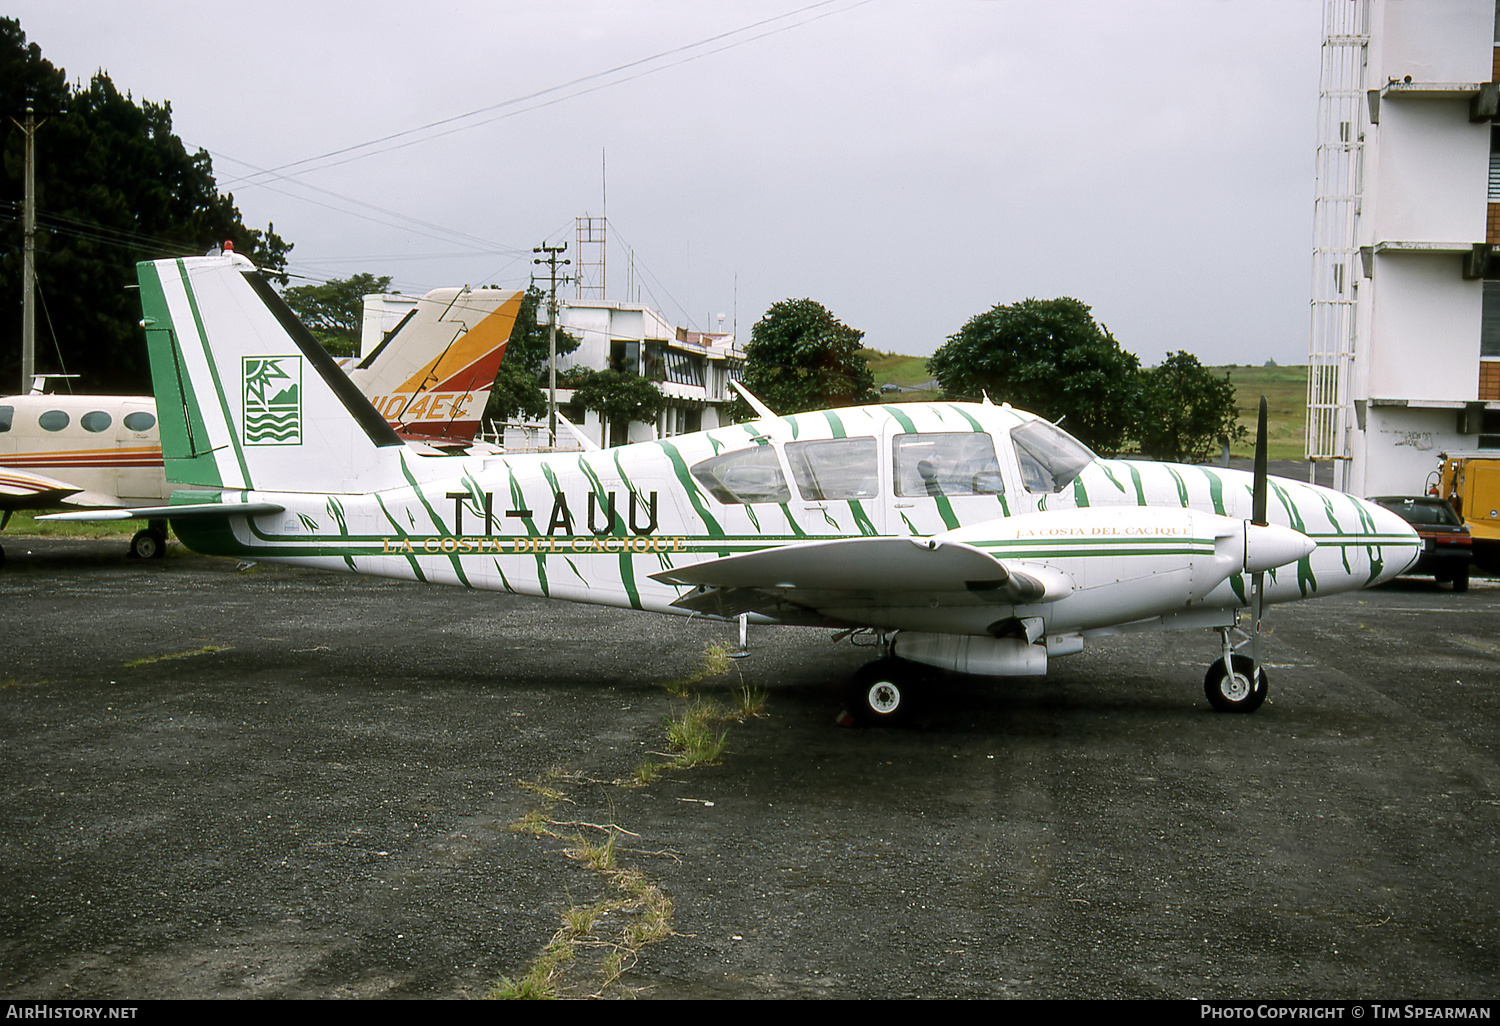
663;699;729;768
122;645;229;669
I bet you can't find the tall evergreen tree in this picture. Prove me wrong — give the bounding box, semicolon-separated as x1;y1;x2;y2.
0;18;290;393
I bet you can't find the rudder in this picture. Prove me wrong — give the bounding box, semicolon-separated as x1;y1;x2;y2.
138;254;407;493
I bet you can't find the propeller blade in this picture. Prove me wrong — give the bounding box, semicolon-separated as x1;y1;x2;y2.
1252;395;1268;527
1251;395;1269;674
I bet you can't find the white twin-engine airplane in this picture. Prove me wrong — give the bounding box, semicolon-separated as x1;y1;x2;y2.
46;253;1422;722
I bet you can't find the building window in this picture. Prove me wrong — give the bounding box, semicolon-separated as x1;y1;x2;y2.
1484;282;1500;357
1491;126;1500;202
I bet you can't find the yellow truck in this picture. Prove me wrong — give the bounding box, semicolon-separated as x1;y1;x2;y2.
1437;451;1500;570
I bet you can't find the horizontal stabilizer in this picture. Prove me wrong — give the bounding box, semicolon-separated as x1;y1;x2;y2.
39;501;285;522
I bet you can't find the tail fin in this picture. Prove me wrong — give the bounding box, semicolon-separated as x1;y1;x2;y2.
138;254;407;494
346;287;521;441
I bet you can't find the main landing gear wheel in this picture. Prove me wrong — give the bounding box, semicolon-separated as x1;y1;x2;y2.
849;658;914;726
1204;654;1268;714
129;528;167;560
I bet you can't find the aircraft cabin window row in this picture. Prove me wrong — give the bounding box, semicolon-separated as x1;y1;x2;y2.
688;428;1094;505
1010;419;1095;494
786;438;879;501
0;407;158;435
691;444;790;504
893;433;1005;497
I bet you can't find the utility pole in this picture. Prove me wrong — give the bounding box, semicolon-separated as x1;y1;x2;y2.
533;242;570;449
14;99;41;393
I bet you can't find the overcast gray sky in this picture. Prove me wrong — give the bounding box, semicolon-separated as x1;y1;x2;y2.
11;0;1326;365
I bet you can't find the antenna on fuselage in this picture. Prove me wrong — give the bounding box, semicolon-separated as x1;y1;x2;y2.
730;380;776;420
555;409;601;452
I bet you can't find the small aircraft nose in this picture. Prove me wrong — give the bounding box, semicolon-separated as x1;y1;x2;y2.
1359;497;1422;585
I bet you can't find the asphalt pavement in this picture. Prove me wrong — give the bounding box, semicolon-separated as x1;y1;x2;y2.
1;536;1497;999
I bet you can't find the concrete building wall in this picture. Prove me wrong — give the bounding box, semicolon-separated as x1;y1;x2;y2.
1321;0;1498;496
1364;253;1483;401
1369;0;1491;83
1364;98;1489;244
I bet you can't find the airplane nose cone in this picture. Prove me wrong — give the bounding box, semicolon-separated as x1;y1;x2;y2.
1360;497;1422;585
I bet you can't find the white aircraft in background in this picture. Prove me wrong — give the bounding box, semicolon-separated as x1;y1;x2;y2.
47;253;1422;721
1;282;520;565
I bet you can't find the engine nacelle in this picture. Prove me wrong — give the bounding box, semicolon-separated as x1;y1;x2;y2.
892;632;1050;676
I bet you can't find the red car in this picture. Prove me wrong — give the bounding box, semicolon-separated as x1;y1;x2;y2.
1370;496;1473;592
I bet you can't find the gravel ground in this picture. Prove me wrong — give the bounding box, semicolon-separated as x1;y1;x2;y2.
1;537;1497;999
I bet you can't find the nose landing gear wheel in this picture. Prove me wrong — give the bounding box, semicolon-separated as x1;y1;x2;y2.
1205;654;1268;714
850;658;914;726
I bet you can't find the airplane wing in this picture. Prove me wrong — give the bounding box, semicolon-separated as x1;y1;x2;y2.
39;500;285;522
650;536;1072;619
0;466;84;509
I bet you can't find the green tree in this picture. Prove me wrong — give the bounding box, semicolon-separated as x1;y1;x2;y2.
927;297;1140;453
0;18;291;392
1135;351;1246;463
283;273;393;357
482;285;580;424
569;367;665;447
736;298;877;418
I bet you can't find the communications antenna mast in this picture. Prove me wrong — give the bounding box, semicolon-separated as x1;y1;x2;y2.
575;216;606;300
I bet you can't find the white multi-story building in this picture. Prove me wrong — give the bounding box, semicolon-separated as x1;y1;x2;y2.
360;291;744;451
1309;0;1500;495
552;300;743;447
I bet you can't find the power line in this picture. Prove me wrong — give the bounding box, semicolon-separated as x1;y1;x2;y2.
218;1;865;189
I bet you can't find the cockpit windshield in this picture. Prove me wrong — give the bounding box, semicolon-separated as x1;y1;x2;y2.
1010;418;1095;493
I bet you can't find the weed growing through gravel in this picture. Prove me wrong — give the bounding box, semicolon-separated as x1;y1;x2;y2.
494;637;760;998
122;645;230;669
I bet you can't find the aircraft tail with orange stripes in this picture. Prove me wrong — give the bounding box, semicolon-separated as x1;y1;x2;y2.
343;286;522;442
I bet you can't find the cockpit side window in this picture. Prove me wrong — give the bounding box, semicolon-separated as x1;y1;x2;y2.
893;433;1005;497
1010;419;1095;493
0;406;11;432
690;445;791;504
786;438;878;501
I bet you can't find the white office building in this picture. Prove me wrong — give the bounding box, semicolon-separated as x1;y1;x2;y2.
1308;0;1500;496
550;300;743;448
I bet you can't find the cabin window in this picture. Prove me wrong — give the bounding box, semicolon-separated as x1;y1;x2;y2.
81;411;112;433
786;438;879;501
0;406;11;432
893;433;1005;497
123;411;156;432
690;445;791;504
38;410;69;432
1010;419;1095;493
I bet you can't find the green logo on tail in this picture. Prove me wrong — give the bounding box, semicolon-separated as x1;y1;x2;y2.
242;356;302;445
